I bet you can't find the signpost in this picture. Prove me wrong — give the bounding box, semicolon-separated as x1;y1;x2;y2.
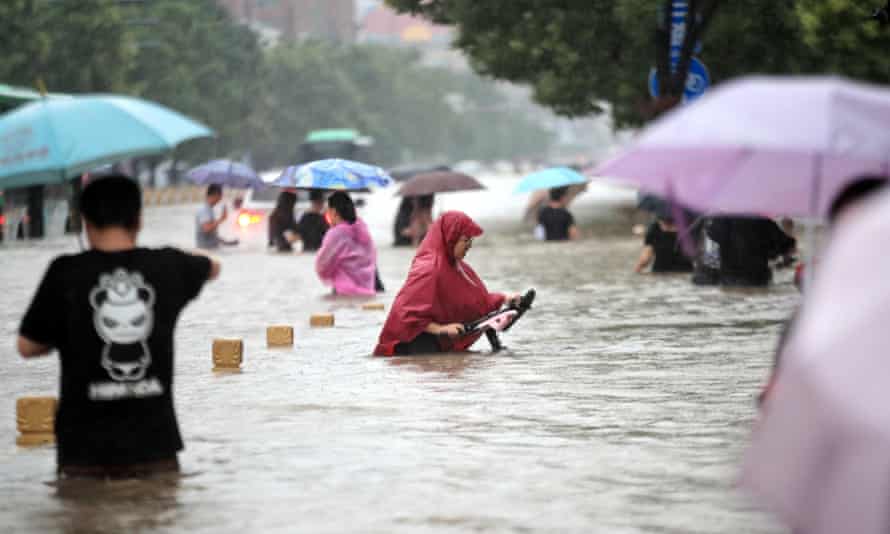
648;0;709;104
648;57;710;103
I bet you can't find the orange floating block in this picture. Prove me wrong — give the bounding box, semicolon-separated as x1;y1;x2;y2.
213;338;243;371
362;302;385;311
16;396;57;446
267;325;294;348
310;313;335;327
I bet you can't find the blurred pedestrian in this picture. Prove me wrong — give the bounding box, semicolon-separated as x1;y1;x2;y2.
195;184;237;249
393;197;413;247
374;211;520;356
634;215;693;274
268;190;299;252
406;194;435;246
691;218;721;285
17;175;220;478
535;186;579;241
315;192;378;296
705;216;794;286
296;189;329;252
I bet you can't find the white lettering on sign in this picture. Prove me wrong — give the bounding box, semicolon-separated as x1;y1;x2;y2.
88;378;164;401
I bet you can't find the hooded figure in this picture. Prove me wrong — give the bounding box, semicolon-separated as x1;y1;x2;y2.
374;211;506;356
315;192;377;296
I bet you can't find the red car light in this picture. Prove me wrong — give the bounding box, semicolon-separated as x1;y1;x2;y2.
237;211;262;228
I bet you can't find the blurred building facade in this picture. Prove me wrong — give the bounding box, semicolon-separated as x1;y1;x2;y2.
217;0;355;43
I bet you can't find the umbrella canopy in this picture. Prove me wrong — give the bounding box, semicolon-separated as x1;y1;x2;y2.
388;163;451;182
594;76;890;218
741;190;890;534
514;167;587;194
396;171;484;196
274;158;392;191
185;159;265;189
0;94;213;189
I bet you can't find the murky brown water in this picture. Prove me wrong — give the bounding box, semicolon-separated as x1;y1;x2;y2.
0;176;793;533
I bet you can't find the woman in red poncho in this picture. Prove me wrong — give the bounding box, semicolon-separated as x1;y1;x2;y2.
374;211;518;356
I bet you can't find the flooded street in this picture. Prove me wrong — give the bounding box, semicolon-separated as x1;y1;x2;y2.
0;176;793;533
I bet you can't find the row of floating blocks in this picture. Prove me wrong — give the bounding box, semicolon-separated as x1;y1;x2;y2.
215;305;385;370
16;305;387;445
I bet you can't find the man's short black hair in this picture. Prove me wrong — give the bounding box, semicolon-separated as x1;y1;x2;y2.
309;189;325;203
550;185;569;202
80;174;141;231
828;176;887;222
207;184;222;197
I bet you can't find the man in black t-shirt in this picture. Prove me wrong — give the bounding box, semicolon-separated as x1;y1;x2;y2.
634;216;693;274
17;175;220;478
536;186;579;241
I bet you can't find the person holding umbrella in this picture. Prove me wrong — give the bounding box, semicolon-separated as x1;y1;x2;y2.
535;186;579;241
315;192;378;296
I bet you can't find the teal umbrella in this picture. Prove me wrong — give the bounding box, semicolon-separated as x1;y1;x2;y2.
514;167;588;194
0;95;214;189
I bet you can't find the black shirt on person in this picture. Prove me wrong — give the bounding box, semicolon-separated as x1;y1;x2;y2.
706;216;796;286
297;212;328;252
268;210;300;252
19;247;211;469
644;222;693;273
537;206;575;241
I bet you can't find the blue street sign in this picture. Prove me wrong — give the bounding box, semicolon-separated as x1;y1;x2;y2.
648;56;711;103
670;1;687;72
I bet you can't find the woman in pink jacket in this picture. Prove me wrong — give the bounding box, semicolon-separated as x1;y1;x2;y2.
315;192;377;296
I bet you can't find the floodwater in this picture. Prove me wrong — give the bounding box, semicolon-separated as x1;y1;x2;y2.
0;175;793;533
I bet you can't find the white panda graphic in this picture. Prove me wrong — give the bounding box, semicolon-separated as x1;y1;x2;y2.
89;269;156;382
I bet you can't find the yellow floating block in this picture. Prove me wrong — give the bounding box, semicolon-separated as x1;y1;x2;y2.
310;313;335;328
212;338;243;370
362;302;385;311
16;396;57;446
267;325;294;347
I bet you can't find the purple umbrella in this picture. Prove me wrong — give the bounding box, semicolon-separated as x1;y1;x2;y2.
185;159;266;189
741;190;890;534
594;76;890;218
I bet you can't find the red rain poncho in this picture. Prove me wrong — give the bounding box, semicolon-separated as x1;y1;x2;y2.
374;211;505;356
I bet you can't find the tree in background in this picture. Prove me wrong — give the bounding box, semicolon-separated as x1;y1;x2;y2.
386;0;890;125
0;0;134;93
128;0;264;161
0;0;554;173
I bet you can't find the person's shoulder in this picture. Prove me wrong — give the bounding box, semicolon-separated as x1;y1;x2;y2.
142;246;196;262
45;253;79;273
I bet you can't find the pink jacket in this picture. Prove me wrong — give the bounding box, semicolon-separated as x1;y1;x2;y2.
315;218;377;296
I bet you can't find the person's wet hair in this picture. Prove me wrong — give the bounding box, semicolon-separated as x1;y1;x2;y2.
328;191;357;224
828;176;887;223
549;186;569;202
309;189;325;203
206;184;222;197
272;191;297;218
417;194;434;210
80;175;141;231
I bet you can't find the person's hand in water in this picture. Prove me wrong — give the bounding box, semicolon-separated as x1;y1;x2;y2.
438;323;465;338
